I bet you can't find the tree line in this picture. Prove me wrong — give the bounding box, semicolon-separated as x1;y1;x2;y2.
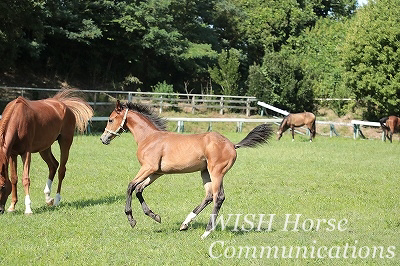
0;0;399;119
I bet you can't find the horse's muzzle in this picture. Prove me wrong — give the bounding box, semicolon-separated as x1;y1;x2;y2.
100;137;110;145
100;133;112;145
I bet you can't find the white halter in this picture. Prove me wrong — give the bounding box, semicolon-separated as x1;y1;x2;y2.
104;108;129;136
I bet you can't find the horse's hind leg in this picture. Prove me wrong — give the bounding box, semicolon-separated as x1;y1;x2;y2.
7;155;18;212
202;177;225;239
291;126;295;141
308;123;314;142
135;173;162;223
40;148;59;206
180;169;213;231
55;135;73;206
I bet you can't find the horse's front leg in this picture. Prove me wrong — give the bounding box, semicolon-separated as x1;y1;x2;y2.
125;166;158;228
135;174;162;223
21;152;33;214
7;155;18;212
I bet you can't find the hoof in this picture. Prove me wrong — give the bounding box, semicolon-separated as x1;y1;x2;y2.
129;219;137;228
154;214;161;223
46;198;54;206
7;205;15;212
201;231;211;240
180;224;188;231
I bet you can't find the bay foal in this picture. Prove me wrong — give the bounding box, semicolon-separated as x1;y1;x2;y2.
101;101;273;239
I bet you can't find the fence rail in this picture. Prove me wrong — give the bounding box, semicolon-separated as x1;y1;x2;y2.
0;87;257;116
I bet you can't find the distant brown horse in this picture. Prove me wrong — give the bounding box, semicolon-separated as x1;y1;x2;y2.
0;89;93;214
100;101;273;239
380;116;400;143
277;112;316;142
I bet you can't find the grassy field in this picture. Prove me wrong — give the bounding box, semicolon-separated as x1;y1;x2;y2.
0;131;399;265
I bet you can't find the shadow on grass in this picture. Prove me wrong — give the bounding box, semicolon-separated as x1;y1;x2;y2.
30;194;125;214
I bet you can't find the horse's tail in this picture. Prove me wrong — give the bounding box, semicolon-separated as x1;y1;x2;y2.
234;124;273;149
379;117;389;131
53;89;94;133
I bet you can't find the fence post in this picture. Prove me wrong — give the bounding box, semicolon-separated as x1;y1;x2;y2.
236;121;243;132
177;120;184;133
246;98;251;117
382;131;386;141
330;124;339;137
219;96;224;115
93;92;97;111
208;122;212;132
191;95;196;114
128;92;132;102
353;124;358;139
159;95;163;114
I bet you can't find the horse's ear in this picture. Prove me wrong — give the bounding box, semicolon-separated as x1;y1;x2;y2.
116;100;122;112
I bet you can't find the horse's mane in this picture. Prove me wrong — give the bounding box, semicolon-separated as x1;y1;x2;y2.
53;89;94;133
0;101;17;146
123;102;167;131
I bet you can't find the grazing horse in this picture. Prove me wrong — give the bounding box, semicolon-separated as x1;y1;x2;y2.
0;89;93;214
380;116;400;143
277;112;316;142
100;101;273;239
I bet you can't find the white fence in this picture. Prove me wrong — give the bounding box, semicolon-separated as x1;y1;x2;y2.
0;87;257;116
0;87;386;140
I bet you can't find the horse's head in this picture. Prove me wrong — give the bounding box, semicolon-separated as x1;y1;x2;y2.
100;100;129;145
0;151;11;214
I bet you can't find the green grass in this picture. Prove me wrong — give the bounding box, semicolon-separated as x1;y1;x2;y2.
0;132;399;265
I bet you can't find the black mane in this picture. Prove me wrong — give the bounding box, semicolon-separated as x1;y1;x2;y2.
123;102;167;131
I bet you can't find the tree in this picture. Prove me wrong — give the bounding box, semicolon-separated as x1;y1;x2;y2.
209;48;241;95
0;0;45;70
248;49;315;113
341;0;400;119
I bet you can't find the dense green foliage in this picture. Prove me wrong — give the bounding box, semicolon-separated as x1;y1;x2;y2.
1;0;399;118
341;0;400;119
0;134;399;264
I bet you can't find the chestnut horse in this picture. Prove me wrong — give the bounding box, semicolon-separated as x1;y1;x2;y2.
380;116;400;143
100;101;273;239
0;89;93;214
277;112;316;142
